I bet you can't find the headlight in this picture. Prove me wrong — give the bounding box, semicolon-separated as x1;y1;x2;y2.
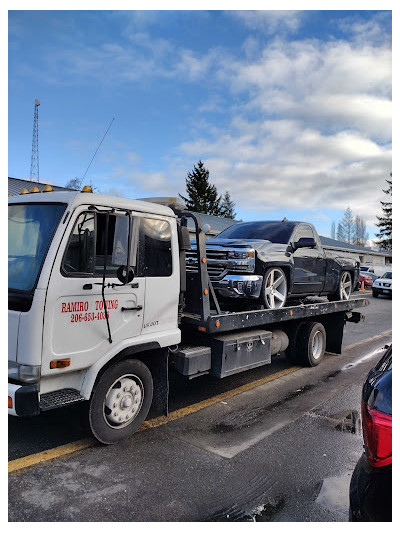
8;362;41;383
228;250;254;259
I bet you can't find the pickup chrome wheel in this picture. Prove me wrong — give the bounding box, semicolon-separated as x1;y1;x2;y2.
328;271;352;301
89;359;153;444
261;267;288;309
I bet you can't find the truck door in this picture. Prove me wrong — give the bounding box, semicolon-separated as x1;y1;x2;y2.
291;224;325;294
42;209;145;380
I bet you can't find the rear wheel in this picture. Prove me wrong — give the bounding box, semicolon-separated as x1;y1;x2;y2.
328;271;352;301
297;322;326;367
89;359;153;444
261;267;288;309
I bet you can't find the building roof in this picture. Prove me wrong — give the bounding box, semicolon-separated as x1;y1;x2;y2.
8;177;73;196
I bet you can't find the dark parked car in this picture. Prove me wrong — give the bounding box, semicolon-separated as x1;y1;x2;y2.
349;344;392;521
186;220;359;309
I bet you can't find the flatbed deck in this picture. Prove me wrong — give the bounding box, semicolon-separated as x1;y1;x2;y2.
182;297;369;334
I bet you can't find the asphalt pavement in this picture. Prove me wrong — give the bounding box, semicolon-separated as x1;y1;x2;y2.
8;291;392;522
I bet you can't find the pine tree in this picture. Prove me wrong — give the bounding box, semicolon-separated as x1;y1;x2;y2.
375;175;392;250
179;161;222;215
220;190;236;219
352;216;369;247
336;222;346;242
337;207;354;243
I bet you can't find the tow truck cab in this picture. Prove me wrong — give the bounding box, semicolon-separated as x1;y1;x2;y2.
8;189;181;417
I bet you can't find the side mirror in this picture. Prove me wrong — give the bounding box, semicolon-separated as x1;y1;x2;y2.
293;237;316;250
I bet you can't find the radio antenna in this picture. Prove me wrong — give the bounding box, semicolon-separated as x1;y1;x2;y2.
80;117;115;187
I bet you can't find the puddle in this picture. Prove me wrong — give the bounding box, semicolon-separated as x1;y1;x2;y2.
334;410;362;435
315;473;353;513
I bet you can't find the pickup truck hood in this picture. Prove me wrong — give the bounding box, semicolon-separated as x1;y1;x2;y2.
206;238;288;255
206;238;270;248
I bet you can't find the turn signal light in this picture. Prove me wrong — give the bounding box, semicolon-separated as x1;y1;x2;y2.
8;396;13;409
50;358;71;369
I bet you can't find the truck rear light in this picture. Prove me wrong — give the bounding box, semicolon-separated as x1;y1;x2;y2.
362;400;392;467
8;396;13;409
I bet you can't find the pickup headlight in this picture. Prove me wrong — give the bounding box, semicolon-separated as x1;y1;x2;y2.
227;251;255;259
8;362;41;383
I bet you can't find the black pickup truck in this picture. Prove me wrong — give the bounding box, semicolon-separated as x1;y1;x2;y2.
186;220;360;309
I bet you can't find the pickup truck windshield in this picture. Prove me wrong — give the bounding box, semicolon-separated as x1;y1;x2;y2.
217;221;297;244
8;203;66;292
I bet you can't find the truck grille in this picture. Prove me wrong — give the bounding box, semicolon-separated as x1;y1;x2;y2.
185;249;228;279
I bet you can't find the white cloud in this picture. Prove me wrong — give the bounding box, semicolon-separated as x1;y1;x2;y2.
228;10;304;34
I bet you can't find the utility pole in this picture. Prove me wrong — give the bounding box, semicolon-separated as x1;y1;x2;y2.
30;99;40;181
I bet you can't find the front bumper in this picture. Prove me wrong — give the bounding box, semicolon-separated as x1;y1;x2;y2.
213;274;263;299
8;382;40;416
372;286;392;296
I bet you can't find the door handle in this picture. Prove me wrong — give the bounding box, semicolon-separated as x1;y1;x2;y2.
121;305;143;312
83;284;93;290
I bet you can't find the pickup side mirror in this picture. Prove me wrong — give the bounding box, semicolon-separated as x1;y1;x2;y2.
293;237;317;250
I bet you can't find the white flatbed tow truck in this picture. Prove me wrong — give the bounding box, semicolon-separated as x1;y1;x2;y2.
8;187;368;443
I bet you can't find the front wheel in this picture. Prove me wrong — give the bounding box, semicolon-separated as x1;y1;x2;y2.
328;271;353;301
89;359;153;444
261;267;288;309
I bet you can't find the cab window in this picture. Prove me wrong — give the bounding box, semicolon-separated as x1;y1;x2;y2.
137;218;172;277
62;212;137;277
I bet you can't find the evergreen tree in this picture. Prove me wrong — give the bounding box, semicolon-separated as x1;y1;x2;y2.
220;190;236;219
352;215;369;247
336;207;354;243
179;161;222;215
336;222;346;242
375;174;392;250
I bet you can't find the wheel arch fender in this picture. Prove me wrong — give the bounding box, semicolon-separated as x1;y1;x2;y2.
80;341;161;400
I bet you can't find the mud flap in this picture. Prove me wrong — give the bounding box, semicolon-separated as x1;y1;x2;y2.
145;348;169;418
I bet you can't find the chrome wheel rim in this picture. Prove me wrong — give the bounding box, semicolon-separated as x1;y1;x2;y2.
311;330;324;360
103;374;144;429
264;268;287;309
340;271;352;300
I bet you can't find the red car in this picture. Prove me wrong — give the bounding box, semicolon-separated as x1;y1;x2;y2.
358;273;373;288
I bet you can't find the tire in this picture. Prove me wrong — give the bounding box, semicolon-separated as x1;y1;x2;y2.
328;271;352;302
372;290;378;298
89;359;153;444
261;267;288;309
297;322;326;367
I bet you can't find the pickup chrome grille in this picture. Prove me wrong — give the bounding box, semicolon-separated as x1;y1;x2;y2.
185;249;228;279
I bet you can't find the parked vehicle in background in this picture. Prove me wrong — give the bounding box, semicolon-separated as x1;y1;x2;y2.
358;273;374;288
349;345;392;522
360;265;392;277
372;272;392;299
187;220;360;309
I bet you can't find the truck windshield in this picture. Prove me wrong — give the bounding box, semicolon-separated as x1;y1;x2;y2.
8;203;66;292
216;221;297;244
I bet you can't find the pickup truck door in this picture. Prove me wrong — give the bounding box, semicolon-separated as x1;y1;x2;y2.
291;224;325;294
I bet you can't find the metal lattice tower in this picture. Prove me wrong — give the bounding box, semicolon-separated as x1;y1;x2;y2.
30;99;40;181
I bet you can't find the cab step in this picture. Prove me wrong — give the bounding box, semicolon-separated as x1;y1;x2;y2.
39;388;85;411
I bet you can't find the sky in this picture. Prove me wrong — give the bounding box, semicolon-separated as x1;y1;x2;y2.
8;7;392;240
